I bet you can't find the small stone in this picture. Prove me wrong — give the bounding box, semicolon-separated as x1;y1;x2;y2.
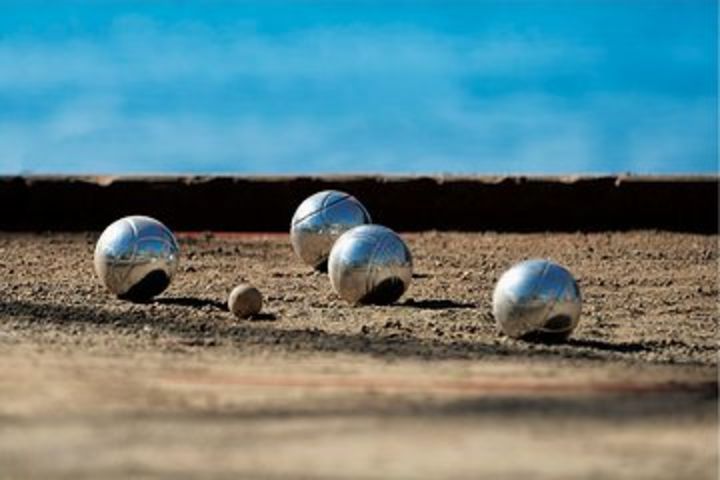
228;284;263;319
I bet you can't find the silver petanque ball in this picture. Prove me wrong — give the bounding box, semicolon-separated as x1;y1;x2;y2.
290;190;371;271
328;224;412;305
94;215;180;302
492;259;581;342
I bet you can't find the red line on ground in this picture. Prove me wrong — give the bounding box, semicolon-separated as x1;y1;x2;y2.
177;231;289;238
159;374;717;395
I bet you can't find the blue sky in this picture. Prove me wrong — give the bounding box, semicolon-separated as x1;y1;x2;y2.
0;0;716;174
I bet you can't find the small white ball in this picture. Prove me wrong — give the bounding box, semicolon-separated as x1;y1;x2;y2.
492;259;581;341
228;284;263;318
328;224;412;305
290;190;371;271
94;215;179;301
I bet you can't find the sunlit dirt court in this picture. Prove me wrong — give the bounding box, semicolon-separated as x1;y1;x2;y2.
0;231;716;479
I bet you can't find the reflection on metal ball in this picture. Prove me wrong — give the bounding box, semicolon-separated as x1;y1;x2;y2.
328;224;412;305
290;190;371;271
492;259;581;342
94;215;180;302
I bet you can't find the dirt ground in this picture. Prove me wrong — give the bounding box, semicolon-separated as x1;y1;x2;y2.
0;230;717;479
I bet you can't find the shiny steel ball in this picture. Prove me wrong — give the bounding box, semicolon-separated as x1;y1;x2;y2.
290;190;371;271
492;259;581;342
94;215;180;301
328;224;412;305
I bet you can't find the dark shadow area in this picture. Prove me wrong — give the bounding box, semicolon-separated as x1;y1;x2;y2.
358;277;406;305
154;296;227;311
247;312;277;322
544;314;572;331
567;338;651;353
412;272;432;279
400;298;476;310
2;176;716;233
0;299;710;366
34;381;716;425
431;387;718;419
520;330;571;345
117;270;170;303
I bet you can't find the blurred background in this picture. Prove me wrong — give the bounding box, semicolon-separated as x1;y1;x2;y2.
0;0;716;175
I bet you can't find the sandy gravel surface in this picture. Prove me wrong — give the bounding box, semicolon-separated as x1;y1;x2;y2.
0;231;717;479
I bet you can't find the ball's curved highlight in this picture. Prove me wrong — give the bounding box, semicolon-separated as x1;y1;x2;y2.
94;215;180;301
492;259;581;342
290;190;371;271
328;224;412;305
